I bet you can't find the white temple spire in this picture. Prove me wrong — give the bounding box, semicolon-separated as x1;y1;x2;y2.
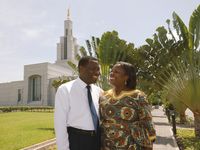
56;7;78;65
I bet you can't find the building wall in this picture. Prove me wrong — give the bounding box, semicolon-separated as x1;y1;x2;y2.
0;62;75;106
23;63;49;106
0;81;24;106
0;14;78;107
47;63;74;106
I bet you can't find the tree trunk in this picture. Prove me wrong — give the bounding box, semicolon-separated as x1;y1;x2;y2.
194;112;200;138
179;111;187;124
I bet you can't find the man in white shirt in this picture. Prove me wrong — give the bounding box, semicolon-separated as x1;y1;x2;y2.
54;56;102;150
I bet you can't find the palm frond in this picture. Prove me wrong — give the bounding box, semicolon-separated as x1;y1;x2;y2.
189;4;200;51
157;55;200;112
67;61;78;75
79;46;88;57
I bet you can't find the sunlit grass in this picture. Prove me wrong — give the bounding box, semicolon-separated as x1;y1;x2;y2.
0;112;55;150
177;128;200;150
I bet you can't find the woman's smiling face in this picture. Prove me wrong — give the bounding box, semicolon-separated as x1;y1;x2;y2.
109;64;128;88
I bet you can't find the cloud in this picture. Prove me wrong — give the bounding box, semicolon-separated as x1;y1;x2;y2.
21;28;42;39
0;0;199;83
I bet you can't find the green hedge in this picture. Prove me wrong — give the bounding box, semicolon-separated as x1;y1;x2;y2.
0;106;54;113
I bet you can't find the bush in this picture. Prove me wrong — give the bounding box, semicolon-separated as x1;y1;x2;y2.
176;128;200;150
163;101;174;110
0;106;54;113
148;92;162;106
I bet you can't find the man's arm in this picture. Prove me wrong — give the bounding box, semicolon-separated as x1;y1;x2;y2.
54;86;70;150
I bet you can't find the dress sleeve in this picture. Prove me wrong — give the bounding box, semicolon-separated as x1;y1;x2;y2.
130;95;156;148
136;96;156;142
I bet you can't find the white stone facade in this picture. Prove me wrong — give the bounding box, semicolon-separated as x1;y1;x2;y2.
0;81;24;106
0;11;78;106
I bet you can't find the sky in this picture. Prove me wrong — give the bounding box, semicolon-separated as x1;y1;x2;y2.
0;0;199;83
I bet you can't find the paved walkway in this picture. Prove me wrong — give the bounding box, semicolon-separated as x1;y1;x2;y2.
21;138;56;150
152;106;179;150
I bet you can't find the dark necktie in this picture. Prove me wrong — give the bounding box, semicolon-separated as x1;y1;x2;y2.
86;85;99;132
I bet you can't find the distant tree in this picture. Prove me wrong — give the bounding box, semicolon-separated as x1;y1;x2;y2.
66;31;135;90
52;76;76;90
98;31;135;90
128;5;200;125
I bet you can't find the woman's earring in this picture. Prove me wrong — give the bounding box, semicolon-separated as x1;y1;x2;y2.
125;80;127;85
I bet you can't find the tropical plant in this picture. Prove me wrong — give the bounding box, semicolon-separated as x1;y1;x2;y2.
52;76;75;90
52;37;100;90
156;5;200;137
166;92;187;123
98;31;135;90
129;24;186;97
66;31;135;90
148;92;162;106
158;54;200;137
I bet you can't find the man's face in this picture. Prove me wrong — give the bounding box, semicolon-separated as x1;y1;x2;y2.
80;60;100;84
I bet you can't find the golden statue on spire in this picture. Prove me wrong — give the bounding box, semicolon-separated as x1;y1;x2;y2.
67;8;70;20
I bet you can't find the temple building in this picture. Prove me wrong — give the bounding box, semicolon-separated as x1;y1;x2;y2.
0;10;79;106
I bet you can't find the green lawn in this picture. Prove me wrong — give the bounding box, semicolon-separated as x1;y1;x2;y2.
177;128;200;150
0;112;55;150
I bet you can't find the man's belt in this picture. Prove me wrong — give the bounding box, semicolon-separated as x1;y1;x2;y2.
67;127;96;136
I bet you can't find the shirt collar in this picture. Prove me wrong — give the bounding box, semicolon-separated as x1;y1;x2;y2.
77;77;93;89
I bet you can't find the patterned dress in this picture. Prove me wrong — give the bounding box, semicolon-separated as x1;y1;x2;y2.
100;89;156;150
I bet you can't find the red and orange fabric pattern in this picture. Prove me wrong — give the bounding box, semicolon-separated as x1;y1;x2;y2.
100;89;156;150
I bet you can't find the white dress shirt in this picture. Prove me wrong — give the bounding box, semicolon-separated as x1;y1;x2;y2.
54;77;102;150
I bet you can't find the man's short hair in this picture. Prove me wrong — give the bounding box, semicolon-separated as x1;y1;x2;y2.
78;56;98;68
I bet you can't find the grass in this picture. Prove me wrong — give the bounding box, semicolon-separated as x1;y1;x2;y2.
176;128;200;150
0;112;55;150
48;145;57;150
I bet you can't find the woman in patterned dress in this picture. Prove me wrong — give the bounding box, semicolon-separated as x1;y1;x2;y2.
100;62;156;150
